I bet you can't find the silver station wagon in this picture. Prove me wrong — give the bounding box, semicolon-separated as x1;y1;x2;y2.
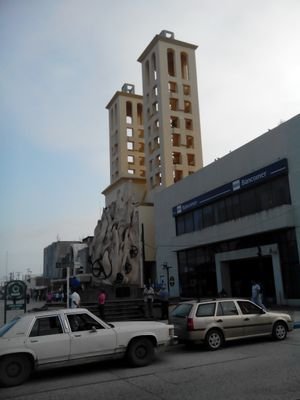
170;298;294;350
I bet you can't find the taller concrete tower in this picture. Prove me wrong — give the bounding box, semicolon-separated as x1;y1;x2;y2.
138;30;203;195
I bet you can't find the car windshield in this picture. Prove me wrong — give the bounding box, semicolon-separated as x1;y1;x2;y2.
0;317;20;337
171;303;193;318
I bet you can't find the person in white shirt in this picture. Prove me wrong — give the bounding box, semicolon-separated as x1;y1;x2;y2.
251;280;265;310
70;289;80;308
143;284;154;318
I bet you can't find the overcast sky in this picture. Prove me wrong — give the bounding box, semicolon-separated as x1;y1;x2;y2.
1;0;299;279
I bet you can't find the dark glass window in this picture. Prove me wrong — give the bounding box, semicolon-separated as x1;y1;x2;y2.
196;303;216;317
194;208;203;230
215;199;227;224
175;175;291;236
171;303;193;318
185;212;194;233
217;301;238;316
203;204;214;227
176;214;185;235
30;316;63;337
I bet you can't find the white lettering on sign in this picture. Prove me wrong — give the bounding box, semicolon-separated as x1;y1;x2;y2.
241;171;267;187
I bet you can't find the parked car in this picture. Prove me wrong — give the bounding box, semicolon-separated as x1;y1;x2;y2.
170;298;294;350
0;307;176;387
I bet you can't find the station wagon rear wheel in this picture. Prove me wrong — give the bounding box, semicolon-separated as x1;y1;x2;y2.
127;338;155;367
0;355;32;387
205;329;224;350
272;321;287;340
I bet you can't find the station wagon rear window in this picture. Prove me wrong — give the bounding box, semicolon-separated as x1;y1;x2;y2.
196;303;216;317
171;303;193;318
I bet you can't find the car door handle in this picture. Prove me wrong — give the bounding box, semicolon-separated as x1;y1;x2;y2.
74;334;82;337
30;339;39;343
244;318;250;321
216;319;223;323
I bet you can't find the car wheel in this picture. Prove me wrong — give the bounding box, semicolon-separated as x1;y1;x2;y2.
127;338;155;367
205;329;224;350
0;355;32;387
272;321;287;340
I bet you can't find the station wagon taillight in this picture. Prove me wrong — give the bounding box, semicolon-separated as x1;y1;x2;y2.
187;317;194;331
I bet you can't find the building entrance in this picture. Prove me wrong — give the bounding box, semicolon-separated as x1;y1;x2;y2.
215;244;285;305
228;257;276;304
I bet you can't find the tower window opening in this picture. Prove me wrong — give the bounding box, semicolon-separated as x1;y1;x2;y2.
138;142;144;152
173;152;182;165
145;60;150;86
128;169;135;175
174;169;183;182
186;135;194;148
187;153;195;166
183;84;191;96
172;133;180;147
154;136;160;149
168;81;177;93
152;53;157;81
155;172;162;186
127;128;133;137
181;52;189;80
137;103;143;125
167;49;175;77
170;116;179;129
184;101;192;113
155;154;161;168
185;118;193;130
126;101;133;124
153;101;159;113
128;155;134;164
138;129;144;138
127;141;134;150
169;98;178;111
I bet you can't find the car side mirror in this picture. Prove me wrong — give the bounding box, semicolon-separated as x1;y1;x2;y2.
259;308;266;314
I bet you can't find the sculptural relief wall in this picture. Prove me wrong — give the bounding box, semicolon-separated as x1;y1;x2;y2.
90;187;140;286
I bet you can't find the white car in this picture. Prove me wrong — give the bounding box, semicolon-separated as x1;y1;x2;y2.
0;308;176;387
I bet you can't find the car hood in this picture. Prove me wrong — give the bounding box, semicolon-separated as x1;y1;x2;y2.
266;311;293;320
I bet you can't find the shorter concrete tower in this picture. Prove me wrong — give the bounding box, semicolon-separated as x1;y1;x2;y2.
106;83;145;184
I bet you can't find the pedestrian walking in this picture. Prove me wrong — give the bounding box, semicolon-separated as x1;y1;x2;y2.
251;279;266;310
158;286;169;320
98;290;107;320
143;283;155;318
70;288;80;308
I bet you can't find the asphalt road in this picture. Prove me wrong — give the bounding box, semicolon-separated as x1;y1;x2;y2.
1;330;300;400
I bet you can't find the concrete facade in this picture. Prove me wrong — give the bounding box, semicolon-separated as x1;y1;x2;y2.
154;115;300;305
138;30;203;197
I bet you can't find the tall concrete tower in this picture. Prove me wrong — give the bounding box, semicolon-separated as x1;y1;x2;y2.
138;30;203;195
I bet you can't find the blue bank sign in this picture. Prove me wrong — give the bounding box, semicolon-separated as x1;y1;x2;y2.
173;158;288;216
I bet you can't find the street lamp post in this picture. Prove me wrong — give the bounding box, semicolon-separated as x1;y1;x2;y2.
162;262;172;293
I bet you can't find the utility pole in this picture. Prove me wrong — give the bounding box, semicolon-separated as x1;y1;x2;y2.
162;262;172;293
